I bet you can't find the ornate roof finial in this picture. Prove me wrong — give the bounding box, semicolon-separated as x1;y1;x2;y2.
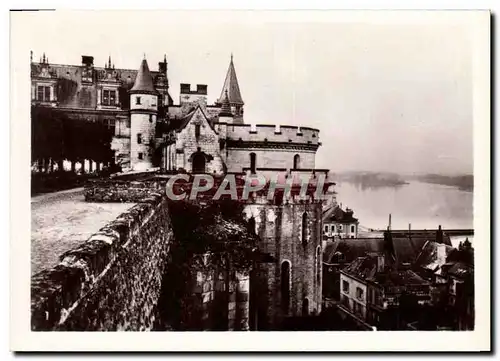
30;50;33;63
108;55;112;69
42;52;46;63
164;54;167;63
143;53;146;60
219;89;233;117
230;52;233;62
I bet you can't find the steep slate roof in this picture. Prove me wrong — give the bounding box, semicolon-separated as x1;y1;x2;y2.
217;55;244;105
167;105;218;134
391;236;430;265
323;205;358;224
130;59;156;93
323;238;385;264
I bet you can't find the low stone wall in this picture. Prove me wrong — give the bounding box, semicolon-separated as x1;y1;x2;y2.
84;178;167;202
31;192;173;331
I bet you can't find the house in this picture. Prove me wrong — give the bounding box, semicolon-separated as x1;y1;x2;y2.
322;204;359;239
339;253;431;330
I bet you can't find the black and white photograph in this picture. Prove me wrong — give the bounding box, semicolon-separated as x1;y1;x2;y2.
9;8;490;352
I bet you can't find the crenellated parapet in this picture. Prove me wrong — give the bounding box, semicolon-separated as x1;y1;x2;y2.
226;124;320;151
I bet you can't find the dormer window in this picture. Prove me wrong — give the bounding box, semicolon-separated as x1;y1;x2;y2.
137;133;142;144
37;85;51;102
136;96;141;105
102;89;116;106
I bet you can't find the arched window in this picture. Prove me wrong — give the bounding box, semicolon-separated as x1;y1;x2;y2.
293;154;300;169
302;212;308;245
250;153;256;174
281;261;291;313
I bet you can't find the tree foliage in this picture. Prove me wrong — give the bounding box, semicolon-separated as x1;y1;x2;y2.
31;105;114;170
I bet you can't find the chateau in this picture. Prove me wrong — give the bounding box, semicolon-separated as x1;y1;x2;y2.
31;53;325;178
31;52;336;330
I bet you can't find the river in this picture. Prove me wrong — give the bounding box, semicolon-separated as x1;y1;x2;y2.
334;180;473;245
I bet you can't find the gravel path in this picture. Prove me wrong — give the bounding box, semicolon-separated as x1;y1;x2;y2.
31;188;135;275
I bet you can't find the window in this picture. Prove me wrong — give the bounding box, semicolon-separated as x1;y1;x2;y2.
293;154;300;169
149;114;153;123
37;85;51;101
332;225;336;233
136;96;141;105
105;119;115;131
195;124;201;139
102;89;116;106
302;212;308;245
324;224;329;233
137;133;142;144
138;152;143;160
342;280;349;293
338;225;343;231
356;287;364;301
281;261;291;313
351;225;355;233
249;153;256;174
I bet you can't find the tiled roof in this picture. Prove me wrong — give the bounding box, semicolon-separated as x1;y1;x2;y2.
342;253;429;292
342;256;378;280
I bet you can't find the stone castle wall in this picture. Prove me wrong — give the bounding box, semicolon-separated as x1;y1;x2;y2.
31;193;173;331
244;198;323;329
226;148;316;173
226;124;320;145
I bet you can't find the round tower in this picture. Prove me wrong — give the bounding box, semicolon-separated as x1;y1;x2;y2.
129;58;158;171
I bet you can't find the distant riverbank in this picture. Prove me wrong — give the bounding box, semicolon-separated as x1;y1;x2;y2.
332;171;473;193
408;174;473;192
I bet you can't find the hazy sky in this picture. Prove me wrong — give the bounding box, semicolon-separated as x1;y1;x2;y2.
24;11;474;174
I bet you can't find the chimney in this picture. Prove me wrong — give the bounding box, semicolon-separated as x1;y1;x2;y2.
180;83;191;94
437;243;446;264
436;225;443;244
81;55;94;67
196;84;208;95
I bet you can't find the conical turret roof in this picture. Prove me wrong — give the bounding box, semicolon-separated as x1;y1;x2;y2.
130;58;156;93
217;55;244;105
